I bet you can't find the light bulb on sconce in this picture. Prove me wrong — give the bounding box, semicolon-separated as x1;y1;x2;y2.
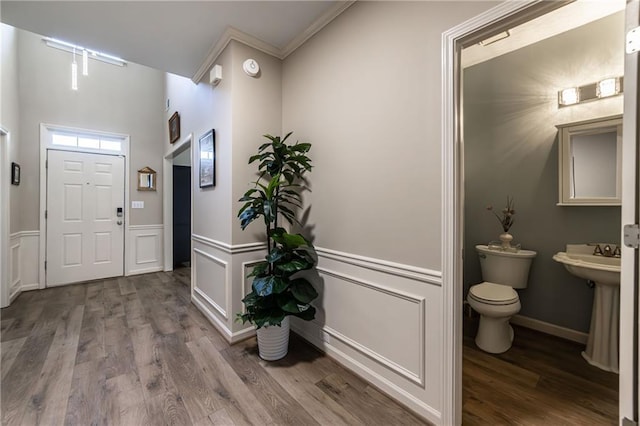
558;87;579;106
596;77;620;98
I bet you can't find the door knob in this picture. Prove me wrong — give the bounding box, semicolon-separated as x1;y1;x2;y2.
117;220;123;225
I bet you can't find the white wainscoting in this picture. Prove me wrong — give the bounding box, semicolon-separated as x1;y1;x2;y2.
127;225;164;276
291;247;444;424
191;234;266;343
9;231;40;302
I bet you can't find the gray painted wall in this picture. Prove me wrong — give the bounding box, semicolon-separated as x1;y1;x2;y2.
1;24;20;234
283;0;497;268
15;27;165;229
463;12;624;333
164;40;282;246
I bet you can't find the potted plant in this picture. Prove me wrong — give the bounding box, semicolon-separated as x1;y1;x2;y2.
236;132;318;360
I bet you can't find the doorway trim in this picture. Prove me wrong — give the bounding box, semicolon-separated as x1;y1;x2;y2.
163;133;193;272
0;126;9;307
39;123;131;288
441;1;571;423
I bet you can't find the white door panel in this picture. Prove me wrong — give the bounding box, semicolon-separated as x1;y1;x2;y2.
46;150;124;286
620;0;640;423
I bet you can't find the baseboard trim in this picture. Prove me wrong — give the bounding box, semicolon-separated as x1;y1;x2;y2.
192;293;233;342
292;322;441;424
511;314;588;344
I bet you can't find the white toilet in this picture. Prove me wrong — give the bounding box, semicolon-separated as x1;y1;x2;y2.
467;244;537;354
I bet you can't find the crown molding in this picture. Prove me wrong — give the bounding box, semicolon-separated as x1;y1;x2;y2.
281;1;356;59
191;1;356;84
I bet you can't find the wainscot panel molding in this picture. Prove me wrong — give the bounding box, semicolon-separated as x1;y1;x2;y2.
316;246;441;285
127;225;164;275
193;248;229;320
9;231;40;303
291;248;443;423
191;238;266;344
192;233;266;255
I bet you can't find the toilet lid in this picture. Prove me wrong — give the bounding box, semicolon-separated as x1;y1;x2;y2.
469;282;518;305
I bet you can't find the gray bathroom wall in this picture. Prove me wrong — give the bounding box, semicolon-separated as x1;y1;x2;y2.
463;12;624;333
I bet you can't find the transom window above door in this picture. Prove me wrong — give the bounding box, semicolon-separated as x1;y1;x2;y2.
51;131;123;153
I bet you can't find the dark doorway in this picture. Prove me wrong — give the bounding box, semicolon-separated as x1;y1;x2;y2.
173;165;191;268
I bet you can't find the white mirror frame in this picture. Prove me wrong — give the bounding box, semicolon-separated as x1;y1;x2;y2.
557;115;622;206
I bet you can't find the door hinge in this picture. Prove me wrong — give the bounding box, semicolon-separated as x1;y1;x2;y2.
627;27;640;54
45;159;48;169
623;418;638;426
44;210;47;219
44;261;47;271
624;224;640;249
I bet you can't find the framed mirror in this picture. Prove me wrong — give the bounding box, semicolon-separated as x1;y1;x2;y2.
137;166;157;191
557;115;622;206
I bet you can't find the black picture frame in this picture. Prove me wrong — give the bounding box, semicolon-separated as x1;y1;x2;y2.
11;162;20;186
169;111;180;144
199;129;215;188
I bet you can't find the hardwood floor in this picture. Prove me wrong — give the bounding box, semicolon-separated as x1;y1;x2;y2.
462;317;619;425
1;268;429;426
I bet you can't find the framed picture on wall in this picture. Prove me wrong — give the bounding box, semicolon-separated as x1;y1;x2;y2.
11;162;20;185
199;129;215;188
169;112;180;144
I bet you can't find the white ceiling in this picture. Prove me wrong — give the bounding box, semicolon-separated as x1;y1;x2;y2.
0;1;343;78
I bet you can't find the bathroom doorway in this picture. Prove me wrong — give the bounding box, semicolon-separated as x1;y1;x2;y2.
449;0;629;423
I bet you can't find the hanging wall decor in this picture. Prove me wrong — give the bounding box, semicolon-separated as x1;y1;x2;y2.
169;112;180;144
199;129;215;188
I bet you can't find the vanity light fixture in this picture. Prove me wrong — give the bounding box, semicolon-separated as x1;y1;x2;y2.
558;76;623;108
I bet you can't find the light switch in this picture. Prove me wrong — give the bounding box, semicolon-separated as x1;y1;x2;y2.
132;201;144;209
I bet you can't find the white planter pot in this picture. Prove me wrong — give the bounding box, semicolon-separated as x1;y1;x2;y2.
256;316;290;361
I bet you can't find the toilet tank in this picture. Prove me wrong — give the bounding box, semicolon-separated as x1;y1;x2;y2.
476;245;537;289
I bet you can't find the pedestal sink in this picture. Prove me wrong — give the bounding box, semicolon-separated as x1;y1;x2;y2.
553;244;620;373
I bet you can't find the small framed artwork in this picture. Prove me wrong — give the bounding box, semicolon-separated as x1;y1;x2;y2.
169;112;180;144
199;129;215;188
137;166;157;191
11;162;20;185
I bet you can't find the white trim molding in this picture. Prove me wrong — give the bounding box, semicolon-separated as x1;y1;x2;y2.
193;247;229;320
163;133;192;272
316;246;441;285
0;127;9;308
192;234;266;255
9;231;40;303
441;2;552;424
128;224;164;276
191;1;356;83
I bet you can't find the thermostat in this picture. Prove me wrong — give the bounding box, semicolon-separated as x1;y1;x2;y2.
243;59;260;77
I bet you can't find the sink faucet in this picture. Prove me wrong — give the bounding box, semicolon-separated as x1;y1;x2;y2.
590;243;621;257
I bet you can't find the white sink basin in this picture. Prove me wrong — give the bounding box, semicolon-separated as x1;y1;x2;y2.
552;249;620;286
553;243;620;373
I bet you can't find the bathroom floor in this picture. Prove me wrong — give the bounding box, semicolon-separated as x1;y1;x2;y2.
463;318;618;425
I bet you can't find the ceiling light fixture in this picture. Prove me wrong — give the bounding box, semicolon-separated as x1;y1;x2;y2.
82;49;89;76
71;48;78;91
43;37;127;67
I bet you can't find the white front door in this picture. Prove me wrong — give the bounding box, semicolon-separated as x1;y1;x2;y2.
620;0;640;423
46;149;124;286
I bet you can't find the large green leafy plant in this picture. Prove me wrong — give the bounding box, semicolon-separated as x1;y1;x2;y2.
237;132;318;329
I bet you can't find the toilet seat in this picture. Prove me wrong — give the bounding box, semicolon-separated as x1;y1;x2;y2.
469;282;518;305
